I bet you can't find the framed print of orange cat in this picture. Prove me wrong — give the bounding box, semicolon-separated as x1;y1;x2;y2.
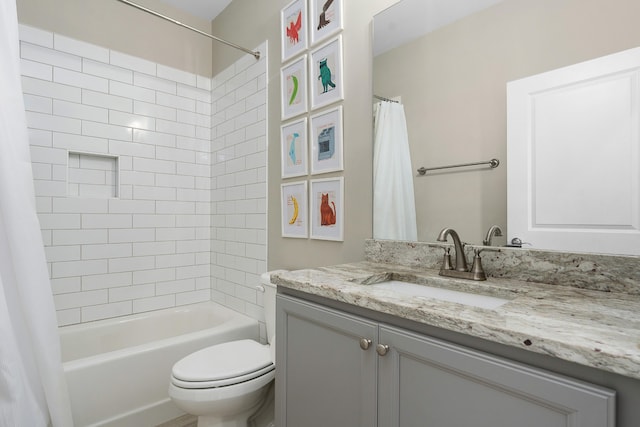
309;0;343;46
309;35;343;110
310;177;344;241
281;0;307;62
282;181;308;238
281;55;308;120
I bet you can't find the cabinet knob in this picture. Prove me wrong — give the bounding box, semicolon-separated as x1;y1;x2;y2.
376;344;390;356
359;338;372;350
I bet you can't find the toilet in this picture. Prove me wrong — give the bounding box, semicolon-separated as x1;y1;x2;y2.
168;272;279;427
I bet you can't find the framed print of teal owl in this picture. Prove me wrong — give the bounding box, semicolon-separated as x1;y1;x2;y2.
310;35;343;110
281;55;308;120
281;0;307;62
309;0;343;46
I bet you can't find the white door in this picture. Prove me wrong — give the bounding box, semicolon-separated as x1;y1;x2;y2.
507;47;640;255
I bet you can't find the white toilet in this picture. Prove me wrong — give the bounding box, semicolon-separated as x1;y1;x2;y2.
169;272;279;427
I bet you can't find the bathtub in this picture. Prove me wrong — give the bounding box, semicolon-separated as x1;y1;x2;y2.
59;301;260;427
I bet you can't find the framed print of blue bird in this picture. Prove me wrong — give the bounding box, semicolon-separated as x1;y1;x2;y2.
309;35;344;110
309;0;343;46
281;117;308;178
281;0;307;62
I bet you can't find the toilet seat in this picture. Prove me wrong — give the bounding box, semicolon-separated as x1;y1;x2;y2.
171;339;274;389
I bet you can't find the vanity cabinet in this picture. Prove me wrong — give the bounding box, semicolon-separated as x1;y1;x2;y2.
276;294;615;427
275;294;378;426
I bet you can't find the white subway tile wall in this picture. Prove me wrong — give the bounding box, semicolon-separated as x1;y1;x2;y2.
210;42;268;340
19;24;268;326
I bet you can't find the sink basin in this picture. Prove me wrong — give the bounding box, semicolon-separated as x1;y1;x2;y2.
370;280;510;310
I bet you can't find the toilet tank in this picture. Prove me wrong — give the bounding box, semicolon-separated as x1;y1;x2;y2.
260;271;283;346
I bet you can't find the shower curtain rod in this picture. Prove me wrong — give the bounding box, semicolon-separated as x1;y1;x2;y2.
115;0;260;60
374;94;399;103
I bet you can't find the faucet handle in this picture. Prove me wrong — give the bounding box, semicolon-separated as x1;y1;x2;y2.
470;249;487;280
440;247;453;271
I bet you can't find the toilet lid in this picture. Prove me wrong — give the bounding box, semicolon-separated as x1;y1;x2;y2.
172;339;273;386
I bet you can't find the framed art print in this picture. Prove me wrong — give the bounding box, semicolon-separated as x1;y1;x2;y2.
310;177;344;241
310;105;343;174
281;55;308;120
281;118;308;178
309;35;343;110
281;0;308;62
309;0;343;46
281;181;308;238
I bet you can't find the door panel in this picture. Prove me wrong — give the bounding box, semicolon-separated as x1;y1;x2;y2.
508;47;640;254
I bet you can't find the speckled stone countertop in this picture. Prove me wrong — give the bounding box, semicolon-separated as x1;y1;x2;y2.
272;241;640;381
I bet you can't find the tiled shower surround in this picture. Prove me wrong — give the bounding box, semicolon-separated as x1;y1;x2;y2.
19;24;267;327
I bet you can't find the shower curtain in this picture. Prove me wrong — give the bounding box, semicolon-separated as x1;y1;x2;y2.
0;1;73;425
373;101;418;241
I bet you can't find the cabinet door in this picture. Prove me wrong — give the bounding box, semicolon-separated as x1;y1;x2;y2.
276;295;378;427
378;325;615;427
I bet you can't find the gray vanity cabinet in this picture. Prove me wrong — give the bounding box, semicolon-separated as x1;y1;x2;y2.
276;294;615;427
377;325;615;427
275;294;378;427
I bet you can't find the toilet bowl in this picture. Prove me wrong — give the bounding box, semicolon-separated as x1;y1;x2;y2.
169;272;280;427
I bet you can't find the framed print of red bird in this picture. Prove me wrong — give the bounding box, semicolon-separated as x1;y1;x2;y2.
281;0;308;62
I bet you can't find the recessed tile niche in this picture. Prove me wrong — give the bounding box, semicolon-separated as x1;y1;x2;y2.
67;152;118;198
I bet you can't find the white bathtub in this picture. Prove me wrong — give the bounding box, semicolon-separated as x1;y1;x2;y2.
59;302;260;427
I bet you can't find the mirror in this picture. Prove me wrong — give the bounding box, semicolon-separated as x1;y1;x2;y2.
373;0;640;252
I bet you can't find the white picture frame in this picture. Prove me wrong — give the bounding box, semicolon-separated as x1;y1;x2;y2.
309;35;344;110
281;117;308;178
281;55;308;120
309;0;343;46
281;0;308;62
310;105;343;175
281;181;308;238
310;177;344;241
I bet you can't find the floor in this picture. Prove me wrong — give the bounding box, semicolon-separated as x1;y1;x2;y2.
156;414;197;427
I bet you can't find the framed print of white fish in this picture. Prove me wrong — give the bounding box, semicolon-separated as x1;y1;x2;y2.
281;0;308;62
309;0;343;46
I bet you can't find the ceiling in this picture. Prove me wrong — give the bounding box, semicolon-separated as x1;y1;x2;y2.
159;0;233;21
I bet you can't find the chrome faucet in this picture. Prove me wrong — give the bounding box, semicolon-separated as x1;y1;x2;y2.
483;225;503;246
436;227;486;281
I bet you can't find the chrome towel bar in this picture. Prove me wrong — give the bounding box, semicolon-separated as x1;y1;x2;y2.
417;158;499;175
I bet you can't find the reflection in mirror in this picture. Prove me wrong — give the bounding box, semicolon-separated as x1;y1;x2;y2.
373;0;640;254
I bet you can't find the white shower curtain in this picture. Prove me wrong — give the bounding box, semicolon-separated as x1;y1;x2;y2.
373;101;418;241
0;1;74;425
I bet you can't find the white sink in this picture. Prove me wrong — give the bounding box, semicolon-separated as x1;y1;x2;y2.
370;280;509;310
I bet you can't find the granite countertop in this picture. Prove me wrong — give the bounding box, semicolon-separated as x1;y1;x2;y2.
272;261;640;381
